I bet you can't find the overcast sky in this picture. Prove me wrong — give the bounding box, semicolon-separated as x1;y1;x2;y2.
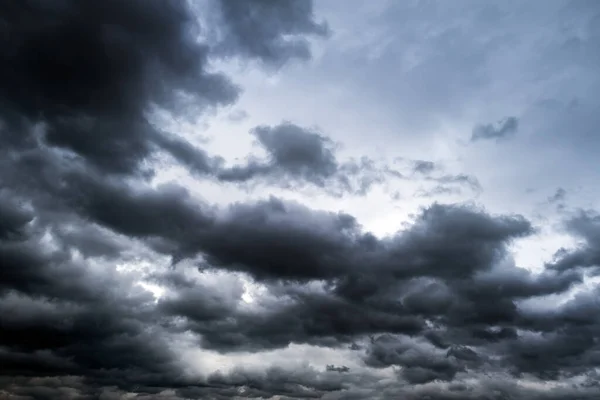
2;1;600;399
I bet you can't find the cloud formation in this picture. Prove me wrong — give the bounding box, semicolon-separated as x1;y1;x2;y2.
217;122;388;195
212;0;330;66
0;0;238;176
471;117;519;142
1;1;600;399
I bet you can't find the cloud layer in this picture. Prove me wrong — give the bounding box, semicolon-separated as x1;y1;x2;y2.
1;1;600;399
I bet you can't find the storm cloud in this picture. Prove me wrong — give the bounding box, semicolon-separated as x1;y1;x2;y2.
2;1;600;399
216;122;390;196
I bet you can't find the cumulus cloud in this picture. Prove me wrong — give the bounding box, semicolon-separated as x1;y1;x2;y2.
217;122;390;196
0;0;238;175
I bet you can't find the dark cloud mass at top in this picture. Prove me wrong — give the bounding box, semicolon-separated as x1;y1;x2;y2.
0;0;238;175
1;1;600;399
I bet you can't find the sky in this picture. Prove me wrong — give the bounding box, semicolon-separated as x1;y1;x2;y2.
1;0;600;399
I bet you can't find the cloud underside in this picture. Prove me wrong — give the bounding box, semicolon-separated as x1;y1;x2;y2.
1;1;600;399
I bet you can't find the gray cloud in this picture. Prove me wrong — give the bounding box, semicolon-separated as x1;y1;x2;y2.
413;160;437;174
218;123;338;183
0;213;197;394
211;0;330;67
0;0;329;184
217;122;390;196
2;1;600;399
471;117;519;142
548;187;568;211
253;123;339;178
547;210;600;273
326;365;350;373
226;109;249;123
548;188;567;204
0;0;237;176
0;186;595;394
364;335;463;384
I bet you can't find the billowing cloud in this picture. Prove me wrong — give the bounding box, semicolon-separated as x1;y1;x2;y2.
217;122;389;196
211;0;330;66
2;1;600;399
0;0;237;175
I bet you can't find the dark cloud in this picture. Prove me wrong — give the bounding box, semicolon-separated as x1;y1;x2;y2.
184;200;531;283
501;286;600;380
202;365;349;399
0;132;592;398
0;0;330;183
0;0;344;397
0;0;237;175
413;160;437;174
218;123;337;183
0;193;33;241
253;123;339;178
0;203;596;395
548;210;600;272
376;378;600;400
364;335;463;384
139;201;578;362
217;122;389;196
0;213;202;395
471;116;519;142
2;1;600;399
152;131;225;177
52;222;126;260
160;284;425;352
326;365;350;373
211;0;330;66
